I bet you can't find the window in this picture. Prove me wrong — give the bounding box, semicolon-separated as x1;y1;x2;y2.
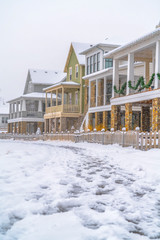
93;54;97;72
87;57;90;75
97;52;100;71
75;65;78;78
75;91;78;105
69;67;72;80
2;117;8;123
90;56;93;74
105;58;113;69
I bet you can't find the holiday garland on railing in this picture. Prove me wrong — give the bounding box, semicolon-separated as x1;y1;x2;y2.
128;73;155;92
114;73;160;95
114;82;126;95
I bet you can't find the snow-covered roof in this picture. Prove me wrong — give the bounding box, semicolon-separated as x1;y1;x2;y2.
7;92;54;103
72;42;93;65
0;102;9;114
80;43;120;55
104;27;160;59
44;81;80;91
29;69;66;85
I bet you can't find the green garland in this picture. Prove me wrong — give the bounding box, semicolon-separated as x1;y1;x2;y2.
114;82;126;95
128;73;155;92
114;73;160;95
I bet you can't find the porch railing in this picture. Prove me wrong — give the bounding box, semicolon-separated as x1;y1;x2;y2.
46;104;80;114
63;104;80;113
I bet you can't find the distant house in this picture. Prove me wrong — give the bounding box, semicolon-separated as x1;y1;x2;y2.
0;101;9;133
8;69;66;134
44;42;92;133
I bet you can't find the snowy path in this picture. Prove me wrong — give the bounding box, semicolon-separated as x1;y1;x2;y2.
0;140;160;240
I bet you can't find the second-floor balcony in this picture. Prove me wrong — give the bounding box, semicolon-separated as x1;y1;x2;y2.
45;81;81;115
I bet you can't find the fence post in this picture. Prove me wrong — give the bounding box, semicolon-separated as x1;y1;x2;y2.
136;130;139;149
154;131;157;148
145;132;148;151
141;133;143;150
158;130;160;149
102;132;104;145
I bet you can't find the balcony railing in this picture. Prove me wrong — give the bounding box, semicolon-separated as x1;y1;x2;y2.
46;104;80;114
63;105;80;113
46;105;63;113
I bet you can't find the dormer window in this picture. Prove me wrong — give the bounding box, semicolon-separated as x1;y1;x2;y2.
69;67;72;80
75;65;78;78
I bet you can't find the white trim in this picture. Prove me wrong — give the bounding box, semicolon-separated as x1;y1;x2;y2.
8;118;44;123
111;89;160;105
104;28;160;59
88;105;111;113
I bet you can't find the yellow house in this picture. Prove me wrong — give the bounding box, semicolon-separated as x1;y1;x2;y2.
44;42;92;133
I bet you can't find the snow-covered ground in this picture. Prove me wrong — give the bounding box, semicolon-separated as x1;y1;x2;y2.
0;140;160;240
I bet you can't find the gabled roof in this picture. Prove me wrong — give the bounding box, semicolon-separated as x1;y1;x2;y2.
29;69;66;85
44;81;80;91
64;42;92;72
7;92;53;103
80;43;120;55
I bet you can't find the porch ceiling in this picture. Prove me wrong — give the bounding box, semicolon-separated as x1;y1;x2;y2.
117;43;156;61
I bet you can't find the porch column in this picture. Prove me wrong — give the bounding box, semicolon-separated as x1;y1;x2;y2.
16;102;18;113
21;122;26;134
152;48;155;74
111;105;120;131
56;90;58;106
112;59;119;98
96;79;98;107
95;112;98;130
152;98;160;131
49;119;51;133
89;81;91;108
62;87;64;112
104;77;107;105
44;119;47;133
127;53;134;95
103;111;108;130
125;103;132;131
155;40;160;89
22;100;26;111
144;61;150;83
50;92;52;107
45;92;47;112
141;106;150;132
38;100;42;112
88;113;93;131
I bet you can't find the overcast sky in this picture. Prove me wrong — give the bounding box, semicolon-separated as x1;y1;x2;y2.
0;0;160;101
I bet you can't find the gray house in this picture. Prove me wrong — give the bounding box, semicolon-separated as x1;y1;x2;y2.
8;69;66;134
0;101;9;133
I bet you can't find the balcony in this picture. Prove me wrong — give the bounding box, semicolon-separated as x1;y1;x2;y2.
46;104;80;114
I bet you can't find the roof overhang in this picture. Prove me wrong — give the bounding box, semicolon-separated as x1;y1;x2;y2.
44;81;80;92
104;28;160;60
80;43;120;55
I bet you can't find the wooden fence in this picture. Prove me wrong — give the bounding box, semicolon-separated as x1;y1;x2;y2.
1;131;160;150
